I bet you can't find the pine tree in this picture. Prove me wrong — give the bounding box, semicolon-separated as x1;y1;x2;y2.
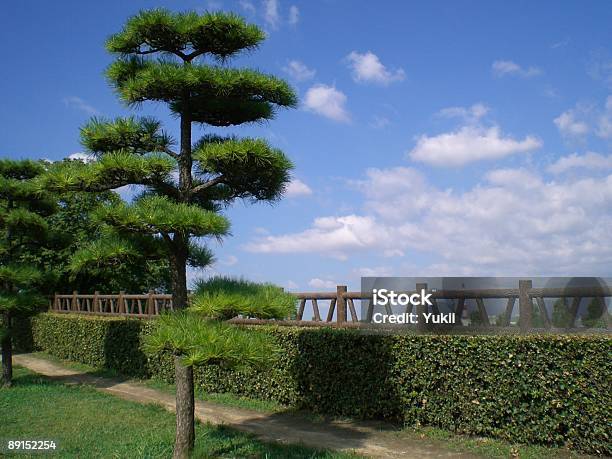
0;160;53;387
146;277;295;458
582;297;607;328
552;297;571;328
145;313;273;457
41;9;297;309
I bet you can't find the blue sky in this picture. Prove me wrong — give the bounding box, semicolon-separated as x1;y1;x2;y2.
2;0;612;292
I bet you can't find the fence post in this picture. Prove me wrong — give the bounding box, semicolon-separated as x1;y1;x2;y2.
519;279;533;331
336;285;347;324
53;293;58;311
416;282;427;331
71;290;78;312
147;290;154;315
118;291;125;314
93;291;100;313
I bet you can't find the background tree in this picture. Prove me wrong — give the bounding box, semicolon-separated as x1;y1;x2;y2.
23;163;173;293
551;298;571;328
41;9;297;308
0;160;53;387
582;297;608;328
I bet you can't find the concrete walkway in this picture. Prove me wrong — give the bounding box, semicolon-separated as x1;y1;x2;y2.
14;353;481;459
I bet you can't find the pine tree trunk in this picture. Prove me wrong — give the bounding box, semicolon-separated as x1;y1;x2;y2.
173;354;195;459
169;93;193;311
1;312;13;388
170;240;189;310
179;92;193;201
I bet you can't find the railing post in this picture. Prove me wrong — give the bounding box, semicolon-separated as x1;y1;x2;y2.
416;282;427;331
71;290;78;312
336;285;347;324
93;291;100;313
519;279;533;331
147;290;154;315
118;291;125;314
53;293;58;311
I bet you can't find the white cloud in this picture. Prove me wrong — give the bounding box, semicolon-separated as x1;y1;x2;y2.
62;96;99;115
353;266;393;277
308;278;337;289
548;152;612;174
437;103;489;123
587;49;612;89
543;86;559;99
285;178;313;197
288;5;299;25
245;214;382;259
492;60;542;78
246;166;612;275
597;95;612;139
220;255;238;266
263;0;279;28
282;60;315;81
304;84;350;123
67;152;94;163
554;110;590;137
370;115;390;129
551;37;570;49
239;0;256;14
285;280;299;290
345;51;405;85
485;168;542;189
408;125;542;166
554;97;612;140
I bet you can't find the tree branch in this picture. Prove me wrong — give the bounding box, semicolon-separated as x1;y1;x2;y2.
135;48;162;55
191;176;225;195
185;50;206;62
137;41;188;61
164;147;179;159
161;232;173;245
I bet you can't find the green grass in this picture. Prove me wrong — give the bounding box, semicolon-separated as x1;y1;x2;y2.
0;367;359;459
400;426;593;459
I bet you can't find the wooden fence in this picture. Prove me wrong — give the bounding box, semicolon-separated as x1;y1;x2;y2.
50;280;611;329
52;291;173;317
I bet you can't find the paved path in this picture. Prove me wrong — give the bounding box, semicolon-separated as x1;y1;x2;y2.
14;354;481;459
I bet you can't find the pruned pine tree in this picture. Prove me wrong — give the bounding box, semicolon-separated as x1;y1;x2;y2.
145;313;279;458
0;160;53;387
41;9;297;309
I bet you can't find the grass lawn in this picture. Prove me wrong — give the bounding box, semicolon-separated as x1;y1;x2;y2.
0;367;358;459
398;427;590;459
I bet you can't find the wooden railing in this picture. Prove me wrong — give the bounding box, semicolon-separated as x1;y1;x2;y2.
52;290;173;317
50;280;611;329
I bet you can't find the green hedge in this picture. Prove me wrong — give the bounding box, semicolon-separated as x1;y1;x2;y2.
15;313;612;455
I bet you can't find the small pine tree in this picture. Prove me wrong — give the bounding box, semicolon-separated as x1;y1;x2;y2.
146;278;293;458
0;160;53;387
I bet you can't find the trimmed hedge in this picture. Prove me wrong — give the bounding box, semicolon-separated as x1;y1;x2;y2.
15;313;612;455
